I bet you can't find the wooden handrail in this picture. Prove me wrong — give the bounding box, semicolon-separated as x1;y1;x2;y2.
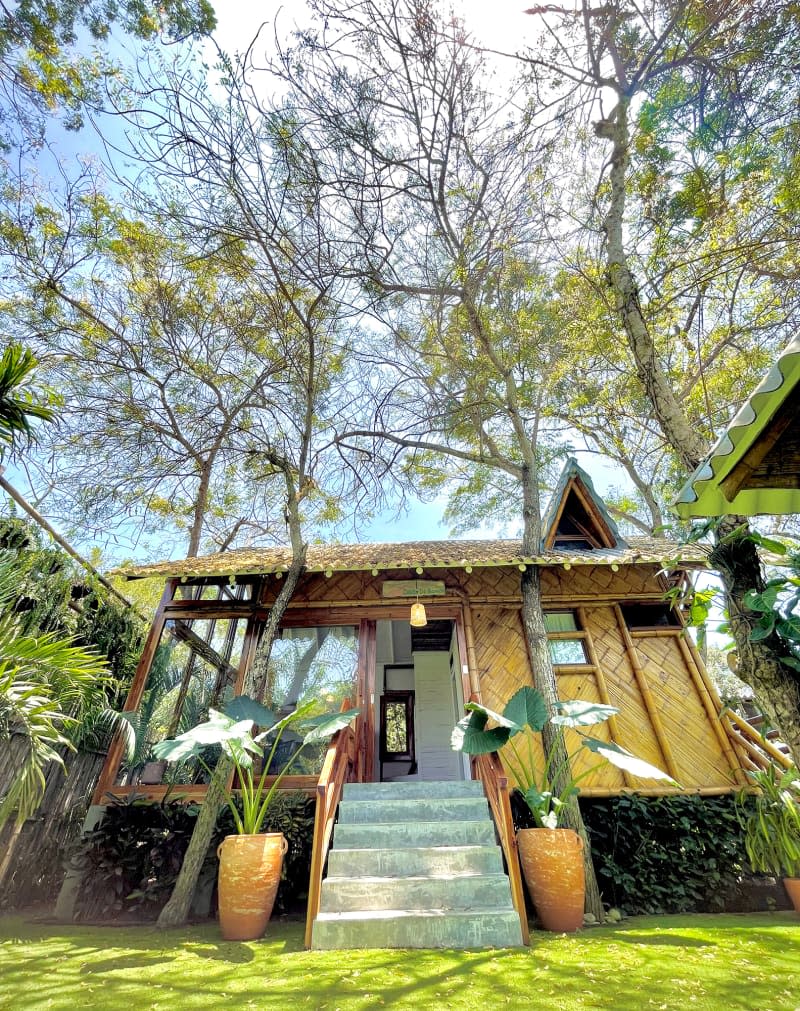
721;708;794;771
304;701;356;949
472;750;530;946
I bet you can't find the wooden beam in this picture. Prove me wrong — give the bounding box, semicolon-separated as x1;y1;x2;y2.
92;580;176;804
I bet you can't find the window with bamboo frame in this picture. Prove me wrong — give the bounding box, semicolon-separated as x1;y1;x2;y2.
544;610;588;665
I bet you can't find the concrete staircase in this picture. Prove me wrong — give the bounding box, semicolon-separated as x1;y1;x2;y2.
310;780;525;949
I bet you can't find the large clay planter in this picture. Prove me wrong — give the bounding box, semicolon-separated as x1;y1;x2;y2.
517;827;585;932
216;833;288;941
784;877;800;913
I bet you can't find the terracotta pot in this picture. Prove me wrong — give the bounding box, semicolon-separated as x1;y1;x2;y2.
517;827;585;932
783;877;800;913
216;833;288;941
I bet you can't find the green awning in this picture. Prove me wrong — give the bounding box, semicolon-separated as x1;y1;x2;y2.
675;337;800;518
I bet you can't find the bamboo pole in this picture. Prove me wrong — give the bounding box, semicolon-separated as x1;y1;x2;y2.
613;605;681;782
579;785;737;797
675;636;748;786
723;708;793;770
576;606;634;788
461;599;483;699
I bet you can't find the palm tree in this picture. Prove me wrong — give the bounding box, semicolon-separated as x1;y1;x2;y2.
0;551;112;829
0;342;53;458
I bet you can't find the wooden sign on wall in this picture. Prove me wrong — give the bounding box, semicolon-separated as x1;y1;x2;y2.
381;580;446;598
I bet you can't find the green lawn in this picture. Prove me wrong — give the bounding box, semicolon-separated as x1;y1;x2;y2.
0;913;797;1010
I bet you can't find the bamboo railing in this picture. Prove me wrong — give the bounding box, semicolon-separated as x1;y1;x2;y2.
721;707;794;773
471;750;530;946
304;702;357;949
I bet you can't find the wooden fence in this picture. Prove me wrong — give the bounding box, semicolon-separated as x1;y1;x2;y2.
0;735;105;910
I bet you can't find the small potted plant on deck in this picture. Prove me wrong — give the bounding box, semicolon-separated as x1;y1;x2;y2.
452;686;675;931
154;695;359;940
737;764;800;913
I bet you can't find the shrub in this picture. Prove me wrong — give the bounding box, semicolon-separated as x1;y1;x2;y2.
581;794;749;914
72;791;315;920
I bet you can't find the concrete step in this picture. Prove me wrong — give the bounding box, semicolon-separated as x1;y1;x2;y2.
327;845;504;878
338;797;488;825
319;873;513;913
333;818;496;850
312;907;524;950
342;780;484;801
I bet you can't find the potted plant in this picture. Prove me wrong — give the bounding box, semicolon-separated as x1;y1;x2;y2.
452;686;674;931
737;764;800;913
154;694;359;940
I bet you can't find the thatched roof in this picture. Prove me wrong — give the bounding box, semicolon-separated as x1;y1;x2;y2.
117;536;707;580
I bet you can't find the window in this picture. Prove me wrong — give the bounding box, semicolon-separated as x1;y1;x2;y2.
545;611;588;665
264;625;360;776
620;604;679;629
380;690;415;761
116;614;247;787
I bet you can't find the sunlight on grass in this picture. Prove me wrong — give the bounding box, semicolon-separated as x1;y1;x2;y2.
0;913;798;1010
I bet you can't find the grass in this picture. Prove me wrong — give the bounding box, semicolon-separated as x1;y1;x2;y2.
0;913;798;1010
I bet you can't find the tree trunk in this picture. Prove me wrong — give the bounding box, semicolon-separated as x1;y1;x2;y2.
600;97;800;766
711;520;800;767
519;467;604;922
156;541;308;929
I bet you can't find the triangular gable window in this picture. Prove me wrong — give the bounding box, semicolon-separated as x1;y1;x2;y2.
544;477;621;551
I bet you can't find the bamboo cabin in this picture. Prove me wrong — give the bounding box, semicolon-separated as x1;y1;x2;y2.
90;460;767;947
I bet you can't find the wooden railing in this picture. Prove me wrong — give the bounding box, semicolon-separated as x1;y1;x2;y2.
721;707;794;773
472;750;530;946
304;702;357;949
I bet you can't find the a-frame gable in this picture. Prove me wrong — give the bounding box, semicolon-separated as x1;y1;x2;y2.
542;459;627;551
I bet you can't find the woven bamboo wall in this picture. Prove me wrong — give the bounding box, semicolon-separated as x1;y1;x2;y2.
258;560;741;794
263;561;662;607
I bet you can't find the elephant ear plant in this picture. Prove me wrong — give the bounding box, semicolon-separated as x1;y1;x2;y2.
452;685;676;827
154;695;360;834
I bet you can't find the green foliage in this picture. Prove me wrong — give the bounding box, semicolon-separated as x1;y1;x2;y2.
580;794;750;915
153;697;359;835
0;549;111;828
0;343;53;458
0;515;145;685
72;791;316;919
0;0;216;142
737;766;800;878
452;686;673;828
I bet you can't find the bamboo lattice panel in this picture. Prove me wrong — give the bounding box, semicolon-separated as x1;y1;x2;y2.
633;636;735;787
556;671;624;790
582;605;667;771
540;564;660;599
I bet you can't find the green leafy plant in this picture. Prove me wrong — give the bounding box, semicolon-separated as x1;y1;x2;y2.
737;765;800;878
452;685;675;828
581;794;750;914
153;696;359;835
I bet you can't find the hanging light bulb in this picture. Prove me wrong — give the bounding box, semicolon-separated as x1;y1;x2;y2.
410;581;427;627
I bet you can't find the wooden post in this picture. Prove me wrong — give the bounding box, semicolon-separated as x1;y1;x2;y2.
576;606;634;788
613;605;681;782
92;579;177;804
